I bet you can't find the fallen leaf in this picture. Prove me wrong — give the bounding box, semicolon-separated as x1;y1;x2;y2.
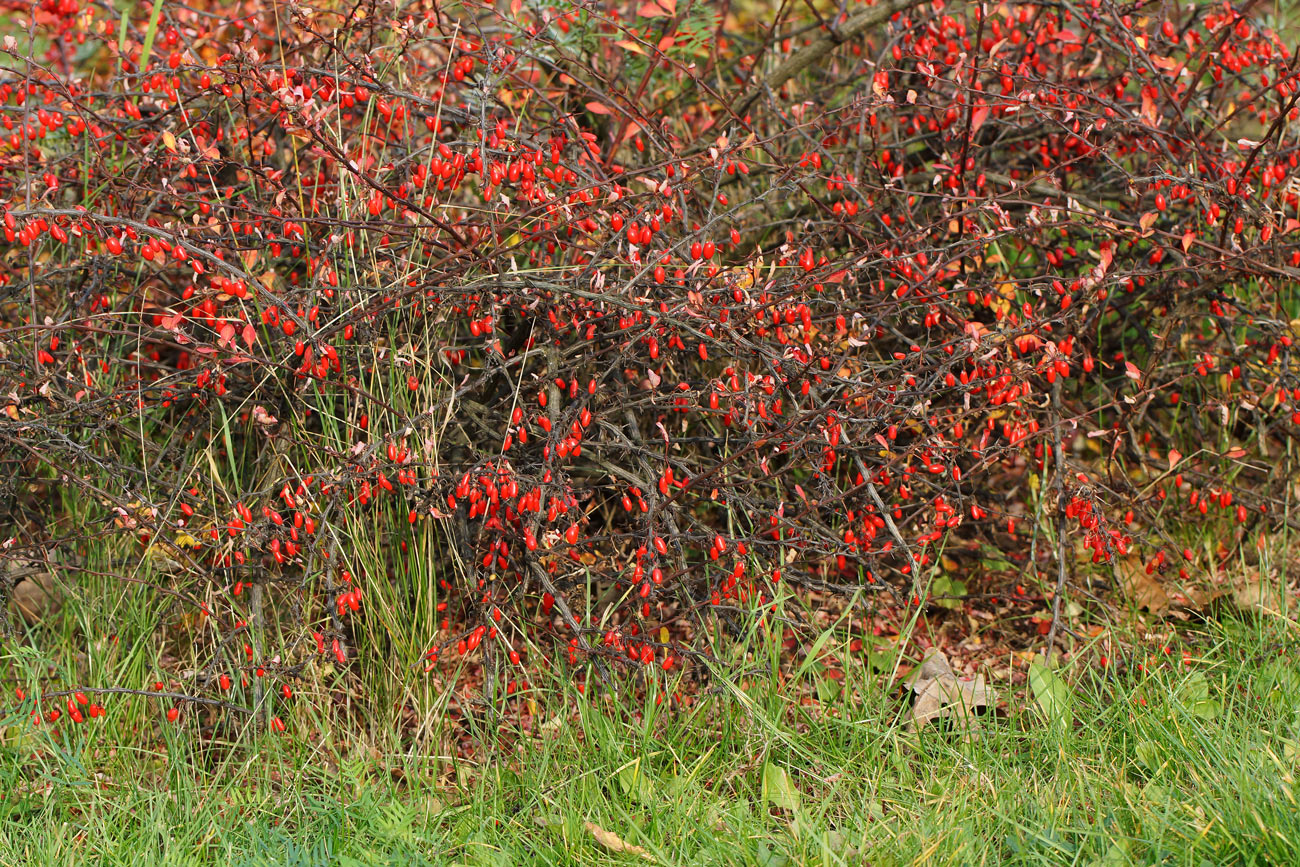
584;821;653;860
6;561;62;626
904;649;995;730
930;574;967;609
903;647;954;692
824;830;861;860
1229;570;1286;614
1115;554;1169;615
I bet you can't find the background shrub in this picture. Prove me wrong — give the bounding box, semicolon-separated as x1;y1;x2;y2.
1;0;1297;732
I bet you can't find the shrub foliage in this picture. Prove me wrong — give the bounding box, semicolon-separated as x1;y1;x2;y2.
1;0;1298;727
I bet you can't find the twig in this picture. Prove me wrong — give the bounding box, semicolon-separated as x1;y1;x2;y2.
1043;377;1070;661
730;0;921;119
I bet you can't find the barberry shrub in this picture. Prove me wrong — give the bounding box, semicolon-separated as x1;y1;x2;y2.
1;0;1297;732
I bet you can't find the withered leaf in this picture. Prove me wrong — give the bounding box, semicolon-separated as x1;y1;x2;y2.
584;821;653;860
904;649;996;731
1115;554;1170;615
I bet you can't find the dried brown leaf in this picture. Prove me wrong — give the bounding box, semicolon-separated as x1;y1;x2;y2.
9;569;61;626
1229;571;1288;614
1115;554;1170;615
903;648;953;693
584;821;653;860
903;649;995;731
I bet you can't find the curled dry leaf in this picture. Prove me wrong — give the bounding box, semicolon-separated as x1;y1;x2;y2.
7;563;62;626
584;821;653;861
903;646;955;692
903;649;996;731
1230;570;1290;614
1114;554;1170;615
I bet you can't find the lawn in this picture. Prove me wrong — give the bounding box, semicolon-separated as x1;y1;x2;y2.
3;599;1297;866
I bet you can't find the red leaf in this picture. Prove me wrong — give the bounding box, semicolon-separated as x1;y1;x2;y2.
638;0;675;17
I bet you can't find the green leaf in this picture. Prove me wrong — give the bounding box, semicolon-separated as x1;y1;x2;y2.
762;761;801;813
1028;661;1074;729
616;760;657;806
931;574;967;609
815;679;842;703
867;649;896;672
1134;739;1163;772
1177;672;1221;720
754;841;790;867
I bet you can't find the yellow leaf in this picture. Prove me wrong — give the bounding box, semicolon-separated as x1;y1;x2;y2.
584;822;652;860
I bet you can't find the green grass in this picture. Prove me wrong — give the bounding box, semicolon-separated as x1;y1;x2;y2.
2;586;1299;866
